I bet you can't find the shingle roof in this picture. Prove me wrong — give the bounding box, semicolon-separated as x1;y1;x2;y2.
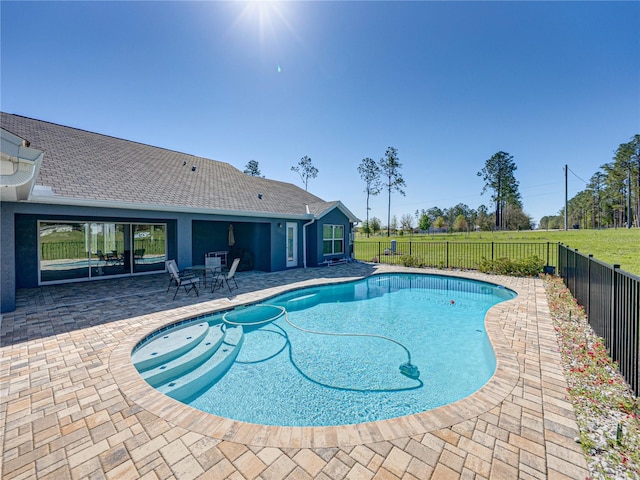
1;112;357;220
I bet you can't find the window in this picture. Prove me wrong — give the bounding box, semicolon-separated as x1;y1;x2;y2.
322;224;344;255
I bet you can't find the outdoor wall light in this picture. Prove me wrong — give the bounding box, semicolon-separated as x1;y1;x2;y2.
258;193;263;199
191;165;196;171
278;222;282;228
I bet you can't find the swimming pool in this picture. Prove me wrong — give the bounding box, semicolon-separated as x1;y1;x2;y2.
133;273;516;427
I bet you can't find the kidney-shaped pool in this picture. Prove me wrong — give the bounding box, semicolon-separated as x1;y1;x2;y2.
132;273;516;427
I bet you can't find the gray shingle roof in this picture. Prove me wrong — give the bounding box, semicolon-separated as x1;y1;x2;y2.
1;112;357;220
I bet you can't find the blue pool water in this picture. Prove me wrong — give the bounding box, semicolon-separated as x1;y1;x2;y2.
135;274;515;427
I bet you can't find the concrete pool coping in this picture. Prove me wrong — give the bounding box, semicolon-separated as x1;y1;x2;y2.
1;263;590;479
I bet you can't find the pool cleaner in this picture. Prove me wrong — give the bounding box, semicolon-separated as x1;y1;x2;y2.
399;362;420;379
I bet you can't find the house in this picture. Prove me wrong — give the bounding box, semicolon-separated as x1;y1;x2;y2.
0;113;359;313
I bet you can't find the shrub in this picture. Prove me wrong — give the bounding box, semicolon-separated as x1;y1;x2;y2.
400;254;423;268
478;255;544;276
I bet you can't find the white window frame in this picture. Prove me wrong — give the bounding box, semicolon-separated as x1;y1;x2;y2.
322;224;344;256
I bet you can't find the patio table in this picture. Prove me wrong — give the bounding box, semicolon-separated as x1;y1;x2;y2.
186;264;221;288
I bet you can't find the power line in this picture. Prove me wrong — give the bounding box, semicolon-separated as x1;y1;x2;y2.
567;166;589;185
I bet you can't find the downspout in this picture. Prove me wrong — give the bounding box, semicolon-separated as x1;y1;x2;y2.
302;204;315;269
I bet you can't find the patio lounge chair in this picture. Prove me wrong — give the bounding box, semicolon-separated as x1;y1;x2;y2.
211;257;240;293
166;259;200;300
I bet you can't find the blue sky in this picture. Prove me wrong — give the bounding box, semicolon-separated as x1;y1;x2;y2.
2;1;639;227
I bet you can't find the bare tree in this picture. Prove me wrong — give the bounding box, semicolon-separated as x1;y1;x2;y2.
357;157;381;237
291;156;318;191
379;147;406;236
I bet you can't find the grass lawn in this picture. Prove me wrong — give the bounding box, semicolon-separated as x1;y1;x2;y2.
355;229;640;276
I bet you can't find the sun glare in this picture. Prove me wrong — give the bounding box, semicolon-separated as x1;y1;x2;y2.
232;1;295;47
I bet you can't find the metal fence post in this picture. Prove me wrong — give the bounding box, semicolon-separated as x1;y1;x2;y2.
546;241;550;267
573;249;578;293
446;242;449;268
587;254;593;318
611;264;620;360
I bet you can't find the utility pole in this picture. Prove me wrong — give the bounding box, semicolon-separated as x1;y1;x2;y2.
628;165;632;228
564;164;568;231
637;145;640;228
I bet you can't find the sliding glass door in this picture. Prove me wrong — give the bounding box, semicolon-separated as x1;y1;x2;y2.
39;221;167;284
39;222;91;283
132;224;167;273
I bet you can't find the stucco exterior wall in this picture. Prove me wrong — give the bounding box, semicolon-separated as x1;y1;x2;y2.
1;201;326;312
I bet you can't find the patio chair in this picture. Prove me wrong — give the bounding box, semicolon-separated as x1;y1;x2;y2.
96;250;107;265
166;259;192;288
204;255;222;288
134;248;145;263
166;260;200;300
211;257;240;293
106;250;122;266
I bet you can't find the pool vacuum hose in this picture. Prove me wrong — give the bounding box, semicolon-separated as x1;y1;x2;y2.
224;304;421;380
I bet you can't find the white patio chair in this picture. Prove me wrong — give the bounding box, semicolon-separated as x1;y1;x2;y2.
204;255;222;288
211;257;240;293
166;259;200;300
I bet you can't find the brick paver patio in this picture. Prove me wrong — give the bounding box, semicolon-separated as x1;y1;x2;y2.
0;263;589;479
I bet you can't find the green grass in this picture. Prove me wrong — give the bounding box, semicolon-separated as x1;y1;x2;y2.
355;229;640;275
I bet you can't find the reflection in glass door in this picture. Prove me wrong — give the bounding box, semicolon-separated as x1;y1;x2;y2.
39;222;90;283
89;223;127;278
132;224;167;273
39;221;167;284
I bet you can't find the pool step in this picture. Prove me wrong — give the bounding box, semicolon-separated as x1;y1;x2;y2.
140;324;225;387
157;325;244;402
132;322;209;371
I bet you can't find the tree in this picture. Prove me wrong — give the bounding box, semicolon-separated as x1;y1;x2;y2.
612;135;640;227
433;216;446;231
444;203;471;229
243;160;263;177
357;157;382;237
389;215;399;235
291;156;318;191
426;207;443;223
505;206;533;230
379;147;406;236
477;151;521;229
400;213;414;233
587;172;606;228
418;210;431;232
454;214;468;232
370;216;382;235
476;205;492;231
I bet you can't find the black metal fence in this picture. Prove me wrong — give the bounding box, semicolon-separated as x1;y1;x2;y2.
354;241;557;270
40;240;166;260
558;244;640;397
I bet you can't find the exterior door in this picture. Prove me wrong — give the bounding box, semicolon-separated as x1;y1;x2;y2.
286;222;298;267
